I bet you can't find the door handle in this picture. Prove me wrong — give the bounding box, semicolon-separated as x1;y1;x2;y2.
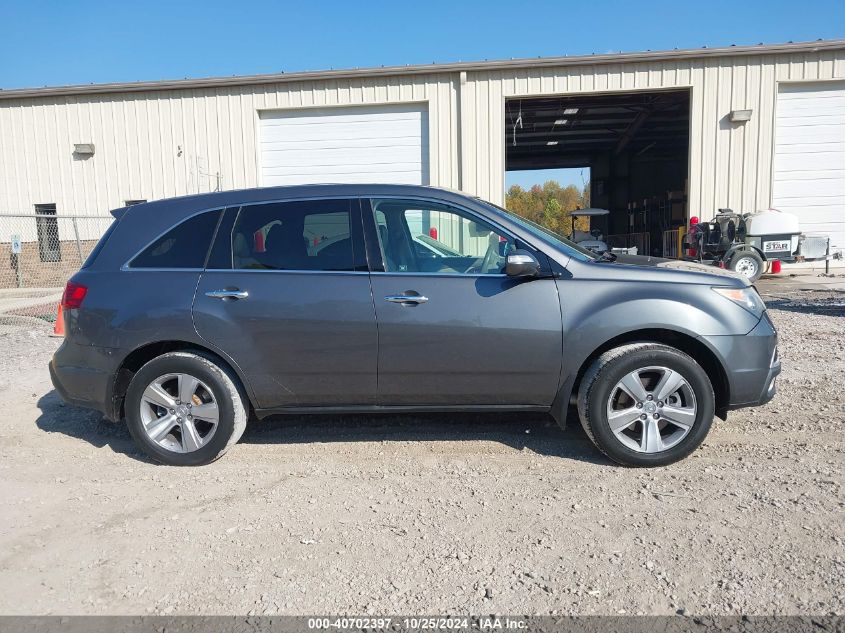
205;289;249;300
385;294;429;305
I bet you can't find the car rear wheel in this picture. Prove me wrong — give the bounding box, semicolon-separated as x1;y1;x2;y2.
125;351;247;466
577;343;715;467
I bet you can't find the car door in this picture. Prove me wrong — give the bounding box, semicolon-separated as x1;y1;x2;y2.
363;197;563;407
192;198;377;410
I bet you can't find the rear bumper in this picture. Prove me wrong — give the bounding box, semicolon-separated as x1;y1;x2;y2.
49;340;116;419
702;312;781;410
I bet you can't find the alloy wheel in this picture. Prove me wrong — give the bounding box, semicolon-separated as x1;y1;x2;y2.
605;365;697;453
139;373;219;453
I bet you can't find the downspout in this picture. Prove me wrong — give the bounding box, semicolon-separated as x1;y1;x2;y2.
457;71;467;193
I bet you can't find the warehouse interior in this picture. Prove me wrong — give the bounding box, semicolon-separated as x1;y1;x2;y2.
505;89;691;255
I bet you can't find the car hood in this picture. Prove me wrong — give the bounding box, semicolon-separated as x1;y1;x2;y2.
591;253;749;286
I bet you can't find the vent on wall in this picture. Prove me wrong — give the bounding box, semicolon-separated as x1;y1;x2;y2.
73;143;95;158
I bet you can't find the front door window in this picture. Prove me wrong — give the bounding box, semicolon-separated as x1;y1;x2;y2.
371;199;513;275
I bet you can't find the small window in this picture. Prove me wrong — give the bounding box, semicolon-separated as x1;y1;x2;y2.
230;199;356;271
129;210;221;269
35;204;61;263
371;199;513;275
81;219;117;268
125;199;147;206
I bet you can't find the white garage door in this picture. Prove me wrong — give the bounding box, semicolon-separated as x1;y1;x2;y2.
258;104;429;186
773;82;845;257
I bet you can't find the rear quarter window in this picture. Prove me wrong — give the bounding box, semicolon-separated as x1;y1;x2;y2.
129;210;222;269
81;219;118;268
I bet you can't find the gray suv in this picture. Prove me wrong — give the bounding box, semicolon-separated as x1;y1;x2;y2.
49;185;780;467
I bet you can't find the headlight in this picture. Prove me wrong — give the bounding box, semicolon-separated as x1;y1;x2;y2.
712;286;765;316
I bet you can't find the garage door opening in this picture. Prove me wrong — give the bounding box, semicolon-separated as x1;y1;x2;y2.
505;89;690;256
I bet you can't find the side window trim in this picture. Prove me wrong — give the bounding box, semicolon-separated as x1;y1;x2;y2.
122;208;223;271
359;197;386;273
205;206;242;270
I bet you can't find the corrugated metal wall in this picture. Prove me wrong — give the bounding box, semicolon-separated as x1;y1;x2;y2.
460;50;845;213
1;49;844;219
0;74;459;216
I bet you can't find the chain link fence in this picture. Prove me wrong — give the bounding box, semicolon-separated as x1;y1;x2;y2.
0;213;113;331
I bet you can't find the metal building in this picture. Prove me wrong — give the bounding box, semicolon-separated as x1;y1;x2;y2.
1;39;844;275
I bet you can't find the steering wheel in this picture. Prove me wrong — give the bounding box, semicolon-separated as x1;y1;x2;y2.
590;228;602;238
464;249;500;275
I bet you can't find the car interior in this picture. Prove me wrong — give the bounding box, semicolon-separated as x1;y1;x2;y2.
372;200;509;274
226;199;512;274
231;206;355;271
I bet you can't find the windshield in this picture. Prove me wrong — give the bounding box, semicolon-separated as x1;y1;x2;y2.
478;200;599;260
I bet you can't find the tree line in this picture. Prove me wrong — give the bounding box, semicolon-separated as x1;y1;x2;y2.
505;181;591;236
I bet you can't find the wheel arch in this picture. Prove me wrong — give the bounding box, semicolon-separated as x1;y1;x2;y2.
551;328;730;427
109;340;254;421
727;244;767;262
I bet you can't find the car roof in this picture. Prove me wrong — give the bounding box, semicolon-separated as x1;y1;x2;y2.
114;184;476;219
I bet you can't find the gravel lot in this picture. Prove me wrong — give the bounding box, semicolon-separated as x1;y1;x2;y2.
0;282;842;616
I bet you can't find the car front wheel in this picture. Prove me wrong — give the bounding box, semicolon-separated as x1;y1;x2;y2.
577;343;715;467
125;351;248;466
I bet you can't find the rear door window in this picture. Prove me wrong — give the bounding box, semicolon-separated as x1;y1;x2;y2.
129;210;221;269
226;199;364;271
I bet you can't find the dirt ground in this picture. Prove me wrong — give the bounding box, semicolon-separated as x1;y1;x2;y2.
0;281;842;616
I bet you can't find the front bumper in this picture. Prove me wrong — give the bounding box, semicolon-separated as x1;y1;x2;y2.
702;311;781;410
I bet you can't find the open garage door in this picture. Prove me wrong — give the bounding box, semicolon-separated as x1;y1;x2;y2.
259;103;429;186
773;82;845;258
505;90;690;257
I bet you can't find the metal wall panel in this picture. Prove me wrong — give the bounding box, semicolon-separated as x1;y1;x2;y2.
460;50;845;212
0;75;459;217
1;49;844;224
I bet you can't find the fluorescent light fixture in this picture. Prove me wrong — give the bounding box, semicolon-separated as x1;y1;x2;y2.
730;109;753;123
546;141;559;146
554;119;568;125
563;108;579;115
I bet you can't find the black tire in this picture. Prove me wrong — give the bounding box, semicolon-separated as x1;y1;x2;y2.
125;351;248;466
576;343;715;467
728;249;764;282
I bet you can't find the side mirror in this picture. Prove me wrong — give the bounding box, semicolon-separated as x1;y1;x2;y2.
505;249;541;278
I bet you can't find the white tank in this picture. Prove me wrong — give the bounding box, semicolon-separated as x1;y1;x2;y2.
744;208;800;236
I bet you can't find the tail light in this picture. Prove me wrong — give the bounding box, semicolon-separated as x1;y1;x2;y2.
61;281;88;309
771;260;782;274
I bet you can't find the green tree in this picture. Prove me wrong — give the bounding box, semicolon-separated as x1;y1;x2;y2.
543;197;563;234
505;180;590;236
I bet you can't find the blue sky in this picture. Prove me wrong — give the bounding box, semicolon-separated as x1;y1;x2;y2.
506;168;590;190
1;0;842;90
2;0;841;190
